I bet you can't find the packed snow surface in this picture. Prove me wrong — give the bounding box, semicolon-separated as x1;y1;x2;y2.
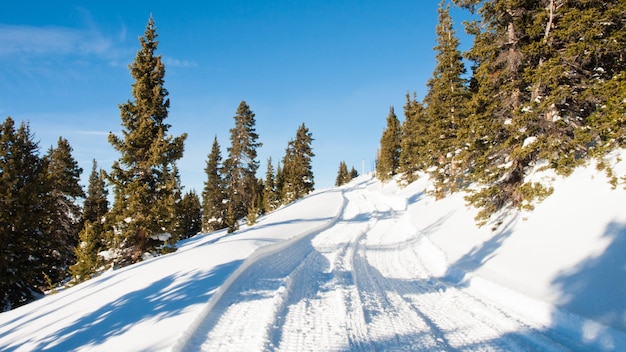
2;151;626;351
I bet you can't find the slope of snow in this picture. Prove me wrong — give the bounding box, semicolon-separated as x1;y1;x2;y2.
1;151;626;351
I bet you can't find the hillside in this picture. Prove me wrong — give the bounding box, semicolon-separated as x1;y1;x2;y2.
1;150;626;351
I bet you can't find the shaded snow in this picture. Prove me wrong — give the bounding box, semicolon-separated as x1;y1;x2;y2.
1;150;626;351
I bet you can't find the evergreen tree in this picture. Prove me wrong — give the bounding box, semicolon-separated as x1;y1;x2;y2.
449;0;545;220
202;136;226;232
275;162;284;204
70;160;109;283
248;176;264;224
423;1;470;194
454;0;625;222
70;222;101;284
0;118;50;311
43;137;85;283
281;123;315;202
349;166;359;180
83;160;109;228
399;94;428;184
223;100;262;231
376;106;402;182
107;17;187;265
176;190;202;240
335;161;350;186
262;157;279;213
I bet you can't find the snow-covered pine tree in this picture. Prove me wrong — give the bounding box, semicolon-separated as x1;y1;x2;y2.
454;0;625;223
43;137;85;283
70;160;109;284
70;222;100;284
202;136;227;232
262;157;280;213
399;94;427;184
452;0;548;222
223;101;262;232
107;17;187;265
281;123;315;203
376;106;402;182
82;159;109;238
423;1;470;195
176;190;202;240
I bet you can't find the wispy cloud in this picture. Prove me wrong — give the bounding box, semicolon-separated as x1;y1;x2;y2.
0;24;113;57
164;57;198;68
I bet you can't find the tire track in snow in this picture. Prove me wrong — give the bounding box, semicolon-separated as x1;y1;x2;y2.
176;177;572;351
172;189;348;352
358;189;569;351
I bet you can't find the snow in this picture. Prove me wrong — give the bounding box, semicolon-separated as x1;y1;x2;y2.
523;136;537;148
2;150;626;351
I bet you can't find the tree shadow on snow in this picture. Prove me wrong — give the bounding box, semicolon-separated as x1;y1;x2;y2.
21;260;242;352
442;215;518;287
547;221;626;349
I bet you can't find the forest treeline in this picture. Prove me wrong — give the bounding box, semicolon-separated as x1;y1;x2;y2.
376;0;625;224
1;17;314;311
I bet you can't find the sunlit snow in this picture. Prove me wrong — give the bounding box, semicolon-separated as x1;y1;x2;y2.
1;150;626;351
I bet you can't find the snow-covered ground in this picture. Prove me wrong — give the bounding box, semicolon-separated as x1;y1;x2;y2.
1;151;626;351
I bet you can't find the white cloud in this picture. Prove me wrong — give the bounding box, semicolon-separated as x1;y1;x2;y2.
163;57;198;68
0;24;114;57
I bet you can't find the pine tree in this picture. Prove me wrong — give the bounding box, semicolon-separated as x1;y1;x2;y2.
107;17;187;265
349;166;359;180
376;106;402;182
0;118;50;311
526;0;626;161
423;1;470;195
83;159;109;230
223;100;262;230
449;0;545;220
43;137;85;283
399;94;428;184
282;123;315;202
262;157;279;213
176;190;202;240
202;136;226;232
70;222;101;284
454;0;625;222
275;162;284;204
335;161;350;186
70;160;109;283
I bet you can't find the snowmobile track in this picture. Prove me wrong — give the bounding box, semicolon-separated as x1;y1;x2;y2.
175;178;580;351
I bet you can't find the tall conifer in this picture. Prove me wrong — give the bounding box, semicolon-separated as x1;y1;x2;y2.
399;94;427;184
0;118;50;310
176;190;202;240
223;101;262;230
107;17;187;265
335;161;350;187
376;106;402;182
423;1;470;194
262;157;279;213
44;137;85;283
282;123;315;202
82;160;109;229
202;136;226;232
70;160;108;283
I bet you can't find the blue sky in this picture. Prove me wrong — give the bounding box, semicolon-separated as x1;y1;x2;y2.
0;1;471;193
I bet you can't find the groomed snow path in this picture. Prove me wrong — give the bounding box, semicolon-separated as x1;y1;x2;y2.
175;177;577;351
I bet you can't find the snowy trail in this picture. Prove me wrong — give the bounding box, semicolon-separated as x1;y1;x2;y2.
175;178;586;351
